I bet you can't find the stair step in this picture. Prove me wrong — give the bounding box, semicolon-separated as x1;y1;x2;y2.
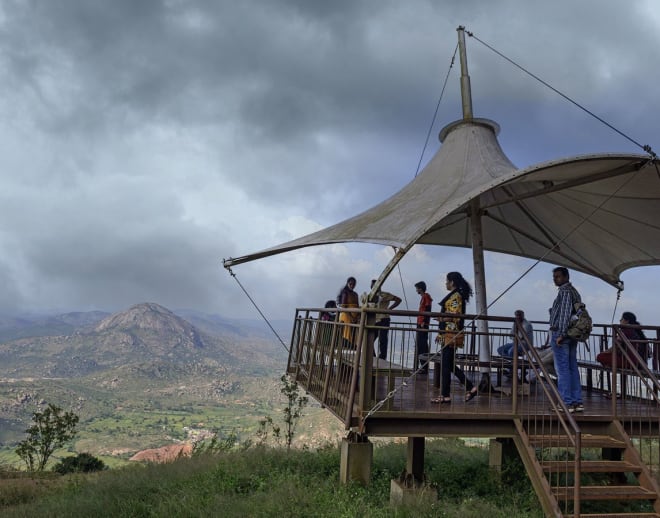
553;485;656;501
541;460;642;473
528;434;626;449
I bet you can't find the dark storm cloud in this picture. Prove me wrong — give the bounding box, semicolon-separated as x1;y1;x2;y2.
0;1;432;212
10;1;447;138
0;0;658;320
2;0;652;142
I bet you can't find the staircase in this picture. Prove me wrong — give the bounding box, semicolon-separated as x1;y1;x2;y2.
514;420;660;517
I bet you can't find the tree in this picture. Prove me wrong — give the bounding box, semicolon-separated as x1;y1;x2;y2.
280;374;308;451
15;404;79;472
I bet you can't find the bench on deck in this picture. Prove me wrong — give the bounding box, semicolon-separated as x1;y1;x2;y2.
578;357;660;396
578;359;608;393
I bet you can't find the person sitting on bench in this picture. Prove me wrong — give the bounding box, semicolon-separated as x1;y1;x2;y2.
597;311;649;369
497;310;534;378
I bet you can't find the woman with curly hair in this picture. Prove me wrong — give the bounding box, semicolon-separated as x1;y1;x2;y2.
431;271;478;404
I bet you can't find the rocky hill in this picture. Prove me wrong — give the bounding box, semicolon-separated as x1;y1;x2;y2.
91;302;210;360
0;303;277;379
95;303;205;349
0;303;325;464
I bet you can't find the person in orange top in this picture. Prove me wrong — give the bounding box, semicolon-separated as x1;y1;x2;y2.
415;281;432;374
336;277;359;348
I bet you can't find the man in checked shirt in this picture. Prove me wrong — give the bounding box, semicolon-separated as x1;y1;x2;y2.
549;267;584;413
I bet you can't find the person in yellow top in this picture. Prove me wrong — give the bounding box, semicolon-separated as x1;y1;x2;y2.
336;277;359;348
431;271;478;404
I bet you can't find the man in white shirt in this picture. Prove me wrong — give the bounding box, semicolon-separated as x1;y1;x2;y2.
498;310;534;358
361;280;402;360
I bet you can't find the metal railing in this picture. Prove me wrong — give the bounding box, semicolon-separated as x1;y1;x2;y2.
288;308;660;420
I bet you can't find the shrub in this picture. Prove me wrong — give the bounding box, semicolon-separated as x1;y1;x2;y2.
52;453;106;474
192;432;239;456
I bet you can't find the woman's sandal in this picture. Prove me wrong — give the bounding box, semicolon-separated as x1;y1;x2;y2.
465;388;478;402
431;396;452;404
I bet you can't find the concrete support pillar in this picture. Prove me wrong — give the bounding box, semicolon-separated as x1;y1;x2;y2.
390;437;438;506
489;438;517;473
339;434;373;485
390;478;438;506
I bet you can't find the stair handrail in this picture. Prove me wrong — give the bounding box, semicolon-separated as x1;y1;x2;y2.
517;331;582;516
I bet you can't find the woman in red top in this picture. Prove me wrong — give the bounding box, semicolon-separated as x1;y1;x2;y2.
414;281;432;373
597;312;648;369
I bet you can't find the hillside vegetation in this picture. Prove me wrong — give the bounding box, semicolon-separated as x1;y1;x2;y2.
0;303;321;467
1;439;541;517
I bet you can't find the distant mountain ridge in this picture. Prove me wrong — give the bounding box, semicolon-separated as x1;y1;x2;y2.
0;302;283;379
0;306;290;346
0;302;301;460
0;310;110;342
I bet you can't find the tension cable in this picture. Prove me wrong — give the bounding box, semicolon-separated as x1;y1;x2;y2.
414;43;459;177
610;288;622;325
466;29;657;160
224;264;289;353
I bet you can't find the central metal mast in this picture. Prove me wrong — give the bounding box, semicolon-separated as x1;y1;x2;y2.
457;26;492;389
457;26;473;119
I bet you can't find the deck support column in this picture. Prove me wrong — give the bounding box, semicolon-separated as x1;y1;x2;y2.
390;437;438;506
489;438;517;474
339;432;372;485
406;437;425;480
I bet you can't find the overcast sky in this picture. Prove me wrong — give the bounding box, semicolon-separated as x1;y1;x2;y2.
1;0;659;330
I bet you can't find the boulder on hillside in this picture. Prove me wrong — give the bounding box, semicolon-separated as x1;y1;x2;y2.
129;442;193;463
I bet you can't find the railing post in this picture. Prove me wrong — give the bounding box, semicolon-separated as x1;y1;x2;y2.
573;432;581;518
287;312;301;374
654;329;660;373
321;320;340;403
612;325;619;418
358;310;375;410
512;331;518;415
293;310;311;379
286;311;300;373
345;310;368;424
307;316;324;386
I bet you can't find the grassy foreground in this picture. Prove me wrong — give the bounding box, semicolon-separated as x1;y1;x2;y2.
0;438;541;517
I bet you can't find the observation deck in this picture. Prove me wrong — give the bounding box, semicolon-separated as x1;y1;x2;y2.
287;306;660;517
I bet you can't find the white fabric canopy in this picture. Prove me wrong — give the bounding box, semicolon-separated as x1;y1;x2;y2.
224;118;658;288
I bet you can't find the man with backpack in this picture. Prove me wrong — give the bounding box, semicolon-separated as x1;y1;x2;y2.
549;267;584;413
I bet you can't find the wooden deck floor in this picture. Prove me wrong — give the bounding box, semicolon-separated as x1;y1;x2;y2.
355;372;660;436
